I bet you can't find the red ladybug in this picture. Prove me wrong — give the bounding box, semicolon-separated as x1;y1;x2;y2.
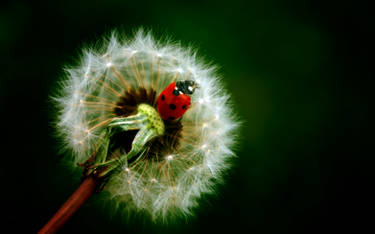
157;80;197;120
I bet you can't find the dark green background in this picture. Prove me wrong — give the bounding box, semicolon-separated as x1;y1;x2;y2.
1;0;373;233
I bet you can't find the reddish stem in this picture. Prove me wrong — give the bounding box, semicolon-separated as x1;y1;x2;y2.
38;176;99;234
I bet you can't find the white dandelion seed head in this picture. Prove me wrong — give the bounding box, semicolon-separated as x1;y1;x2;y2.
55;30;239;221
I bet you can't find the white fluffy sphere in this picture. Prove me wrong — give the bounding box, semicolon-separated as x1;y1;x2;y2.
55;30;239;221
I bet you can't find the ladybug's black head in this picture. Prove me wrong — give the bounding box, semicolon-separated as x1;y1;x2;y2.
173;80;197;96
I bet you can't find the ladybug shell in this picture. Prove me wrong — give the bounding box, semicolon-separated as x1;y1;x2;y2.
157;82;191;120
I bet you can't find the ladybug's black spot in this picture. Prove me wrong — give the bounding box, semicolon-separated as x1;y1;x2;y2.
182;105;187;110
169;104;176;110
168;116;175;120
161;94;165;101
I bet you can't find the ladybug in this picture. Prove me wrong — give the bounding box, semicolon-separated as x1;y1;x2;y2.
157;80;197;120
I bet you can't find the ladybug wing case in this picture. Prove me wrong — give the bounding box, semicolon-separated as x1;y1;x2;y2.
157;82;191;120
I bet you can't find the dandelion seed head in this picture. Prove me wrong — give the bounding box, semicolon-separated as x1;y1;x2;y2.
55;30;239;221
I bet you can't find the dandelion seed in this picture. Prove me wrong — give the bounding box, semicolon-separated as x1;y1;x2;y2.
131;50;138;55
43;29;239;232
176;67;183;73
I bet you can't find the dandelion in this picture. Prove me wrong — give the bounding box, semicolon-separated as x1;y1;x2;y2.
40;30;239;233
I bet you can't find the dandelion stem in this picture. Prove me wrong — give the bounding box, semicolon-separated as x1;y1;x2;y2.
38;176;99;234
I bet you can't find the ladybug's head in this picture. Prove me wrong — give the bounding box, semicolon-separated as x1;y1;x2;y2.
173;80;197;96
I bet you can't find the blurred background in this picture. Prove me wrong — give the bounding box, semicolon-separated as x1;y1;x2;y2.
0;0;373;233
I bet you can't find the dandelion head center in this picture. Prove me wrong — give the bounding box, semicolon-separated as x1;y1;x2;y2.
111;87;183;162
